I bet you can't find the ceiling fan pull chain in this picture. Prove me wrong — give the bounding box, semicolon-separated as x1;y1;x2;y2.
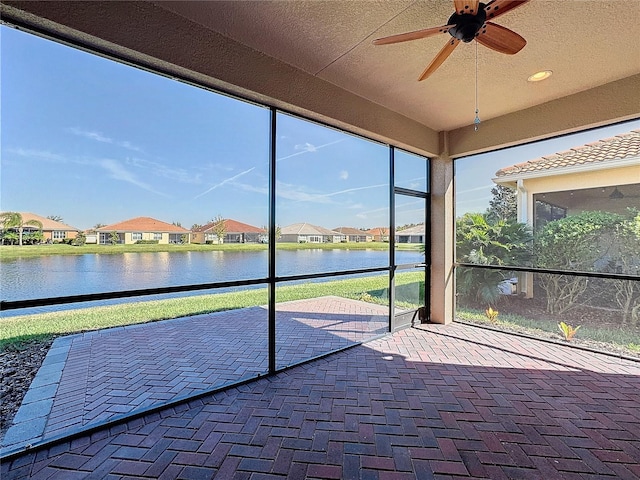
474;40;481;131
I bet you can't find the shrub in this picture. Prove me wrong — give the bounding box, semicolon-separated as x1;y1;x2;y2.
456;213;532;306
534;211;625;315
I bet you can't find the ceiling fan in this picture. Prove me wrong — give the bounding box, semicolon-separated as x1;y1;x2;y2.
373;0;530;81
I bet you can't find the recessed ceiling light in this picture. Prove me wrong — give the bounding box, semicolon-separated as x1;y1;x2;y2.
528;70;553;82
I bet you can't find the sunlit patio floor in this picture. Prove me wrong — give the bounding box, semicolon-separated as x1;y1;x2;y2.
2;303;640;479
1;296;389;454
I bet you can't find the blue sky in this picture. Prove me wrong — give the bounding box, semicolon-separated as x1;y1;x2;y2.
2;26;638;230
1;26;397;230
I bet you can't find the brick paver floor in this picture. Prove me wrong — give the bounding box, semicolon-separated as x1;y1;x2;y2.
2;321;639;479
1;297;388;452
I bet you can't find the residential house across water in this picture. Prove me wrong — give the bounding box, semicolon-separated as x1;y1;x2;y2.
191;219;265;244
333;227;372;243
0;212;80;243
96;217;190;245
280;223;343;243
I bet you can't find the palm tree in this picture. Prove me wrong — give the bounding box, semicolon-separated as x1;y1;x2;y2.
0;212;44;246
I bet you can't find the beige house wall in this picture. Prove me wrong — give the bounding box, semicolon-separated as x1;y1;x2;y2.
516;165;639;227
42;230;79;242
122;232;171;245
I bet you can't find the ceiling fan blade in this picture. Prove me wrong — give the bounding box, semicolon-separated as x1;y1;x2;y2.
419;39;460;81
484;0;530;20
476;22;526;54
454;0;480;15
373;25;453;45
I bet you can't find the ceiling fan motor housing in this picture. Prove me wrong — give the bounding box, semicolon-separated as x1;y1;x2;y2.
447;3;487;43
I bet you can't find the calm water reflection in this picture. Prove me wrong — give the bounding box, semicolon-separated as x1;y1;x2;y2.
1;249;422;314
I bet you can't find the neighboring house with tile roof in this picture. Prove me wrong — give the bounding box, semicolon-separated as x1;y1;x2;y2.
333;227;372;243
96;217;190;244
493;129;640;228
396;224;426;244
191;219;265;244
280;223;343;243
366;227;390;242
0;212;80;243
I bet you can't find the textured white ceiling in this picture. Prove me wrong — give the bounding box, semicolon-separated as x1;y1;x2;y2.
157;0;640;131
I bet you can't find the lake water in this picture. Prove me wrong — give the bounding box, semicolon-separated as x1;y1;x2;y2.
1;249;424;315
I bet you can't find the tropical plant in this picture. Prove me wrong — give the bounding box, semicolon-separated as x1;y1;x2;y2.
211;215;226;244
46;215;63;222
485;307;499;324
558;321;581;341
108;231;120;245
534;211;624;315
72;231;87;246
0;212;44;246
1;230;19;245
456;213;532;306
262;224;282;242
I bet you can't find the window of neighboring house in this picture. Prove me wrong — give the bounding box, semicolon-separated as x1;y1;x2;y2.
52;231;66;239
131;232;143;241
308;236;322;243
534;199;567;229
153;233;162;241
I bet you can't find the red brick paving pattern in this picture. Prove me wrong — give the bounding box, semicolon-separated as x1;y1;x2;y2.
4;297;388;448
2;322;639;479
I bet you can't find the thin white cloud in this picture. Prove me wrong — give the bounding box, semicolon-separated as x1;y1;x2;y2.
317;183;387;199
276;138;345;162
193;167;256;199
8;148;69;163
67;127;143;152
9;147;168;196
127;157;202;184
295;142;317;152
68;127;112;144
339;170;349;180
99;159;168;197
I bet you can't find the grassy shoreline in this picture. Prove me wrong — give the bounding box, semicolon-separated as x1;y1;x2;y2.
0;273;425;348
0;242;420;260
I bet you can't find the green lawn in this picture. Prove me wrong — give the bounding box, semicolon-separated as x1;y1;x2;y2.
0;241;421;259
456;307;640;355
0;272;424;349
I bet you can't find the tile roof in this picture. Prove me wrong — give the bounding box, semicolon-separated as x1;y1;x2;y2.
1;212;80;231
281;223;339;236
333;227;371;235
495;129;640;178
397;224;425;235
97;217;190;233
366;227;389;236
194;219;265;234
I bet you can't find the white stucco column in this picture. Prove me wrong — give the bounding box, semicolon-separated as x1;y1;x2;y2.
430;133;455;324
516;179;534;298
